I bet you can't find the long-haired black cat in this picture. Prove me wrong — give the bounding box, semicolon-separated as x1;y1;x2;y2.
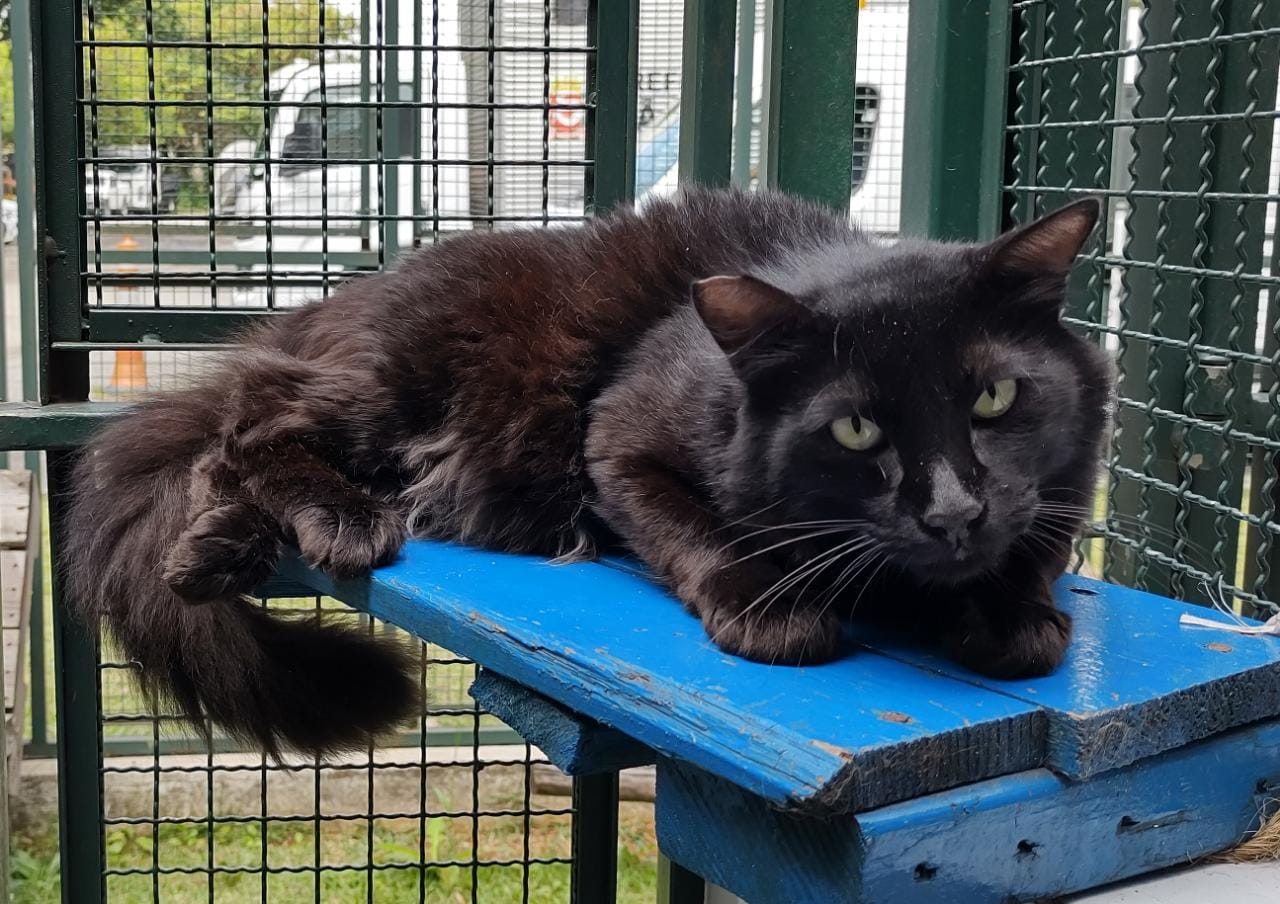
65;187;1111;758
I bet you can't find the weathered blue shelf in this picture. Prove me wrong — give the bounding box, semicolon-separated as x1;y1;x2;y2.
279;543;1042;813
856;575;1280;779
467;670;654;775
278;540;1280;903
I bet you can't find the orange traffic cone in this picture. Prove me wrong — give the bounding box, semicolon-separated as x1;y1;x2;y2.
110;349;148;389
109;232;147;390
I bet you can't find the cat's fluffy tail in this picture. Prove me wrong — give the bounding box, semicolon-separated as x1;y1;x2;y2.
63;395;421;759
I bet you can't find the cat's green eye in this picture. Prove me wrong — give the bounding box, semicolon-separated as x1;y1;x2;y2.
973;379;1018;419
830;415;882;451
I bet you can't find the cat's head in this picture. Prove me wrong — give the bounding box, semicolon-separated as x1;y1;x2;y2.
694;199;1112;585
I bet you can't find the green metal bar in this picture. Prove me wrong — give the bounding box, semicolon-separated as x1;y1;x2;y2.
657;853;706;904
49;451;105;904
678;0;738;187
759;0;857;211
900;0;1013;241
570;771;619;904
1109;2;1205;597
97;726;523;758
1202;0;1280;608
1008;2;1046;229
33;0;87;358
12;0;48;753
730;0;757;187
0;403;125;452
95;249;385;268
12;0;41;402
361;3;373;247
384;0;402;261
0;110;6;405
411;0;425;246
85;308;280;345
586;0;640;212
1033;0;1125;327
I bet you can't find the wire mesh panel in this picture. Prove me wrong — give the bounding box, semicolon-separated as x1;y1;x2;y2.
80;0;600;394
95;599;573;902
1006;0;1280;616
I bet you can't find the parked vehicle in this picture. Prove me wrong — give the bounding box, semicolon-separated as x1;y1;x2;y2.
225;0;910;305
92;144;181;215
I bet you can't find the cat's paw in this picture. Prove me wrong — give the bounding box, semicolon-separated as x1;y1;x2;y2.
292;496;407;579
701;602;846;665
163;502;281;602
945;600;1072;679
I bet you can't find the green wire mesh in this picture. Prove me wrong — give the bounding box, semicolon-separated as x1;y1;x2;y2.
1007;0;1280;619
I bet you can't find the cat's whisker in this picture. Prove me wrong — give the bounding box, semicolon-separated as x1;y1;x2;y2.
847;553;889;618
819;542;885;608
721;526;864;568
712;519;871;557
798;550;887;664
716;499;790;531
705;536;871;651
1036;510;1221;565
779;539;876;635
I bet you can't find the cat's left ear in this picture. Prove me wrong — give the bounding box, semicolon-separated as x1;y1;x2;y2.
982;198;1102;279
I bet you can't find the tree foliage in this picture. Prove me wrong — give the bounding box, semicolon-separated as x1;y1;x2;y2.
1;0;356;155
88;0;356;155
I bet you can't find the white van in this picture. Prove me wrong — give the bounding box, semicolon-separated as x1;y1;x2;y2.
227;0;910;305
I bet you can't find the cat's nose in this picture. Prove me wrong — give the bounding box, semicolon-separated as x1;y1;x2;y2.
920;500;987;550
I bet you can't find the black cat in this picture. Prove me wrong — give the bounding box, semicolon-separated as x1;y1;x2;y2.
65;187;1111;757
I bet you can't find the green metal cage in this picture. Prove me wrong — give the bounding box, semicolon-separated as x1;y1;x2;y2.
7;0;1280;901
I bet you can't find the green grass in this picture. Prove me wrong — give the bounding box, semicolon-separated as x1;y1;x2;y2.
12;800;659;903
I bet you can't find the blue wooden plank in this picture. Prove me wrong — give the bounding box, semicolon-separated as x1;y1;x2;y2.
656;717;1280;904
278;542;1043;813
855;575;1280;779
468;670;654;775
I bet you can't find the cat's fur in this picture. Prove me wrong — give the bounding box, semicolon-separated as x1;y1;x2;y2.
65;187;1111;758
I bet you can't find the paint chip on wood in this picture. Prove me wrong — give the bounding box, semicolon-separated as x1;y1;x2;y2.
811;739;854;762
876;710;912;724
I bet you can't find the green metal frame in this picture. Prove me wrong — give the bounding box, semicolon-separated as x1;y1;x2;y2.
678;0;738;186
900;0;1013;242
759;0;858;211
588;0;640;213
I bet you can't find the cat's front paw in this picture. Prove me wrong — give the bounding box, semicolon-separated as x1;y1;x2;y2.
945;599;1071;679
292;496;407;579
163;502;282;601
702;601;846;665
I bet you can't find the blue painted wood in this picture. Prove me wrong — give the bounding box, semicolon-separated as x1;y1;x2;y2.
656;717;1280;904
468;670;654;775
854;575;1280;779
278;542;1043;813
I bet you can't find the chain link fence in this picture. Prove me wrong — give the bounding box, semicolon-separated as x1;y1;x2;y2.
1007;0;1280;619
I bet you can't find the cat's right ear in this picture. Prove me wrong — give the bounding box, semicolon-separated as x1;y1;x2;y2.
692;275;824;382
692;274;818;363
